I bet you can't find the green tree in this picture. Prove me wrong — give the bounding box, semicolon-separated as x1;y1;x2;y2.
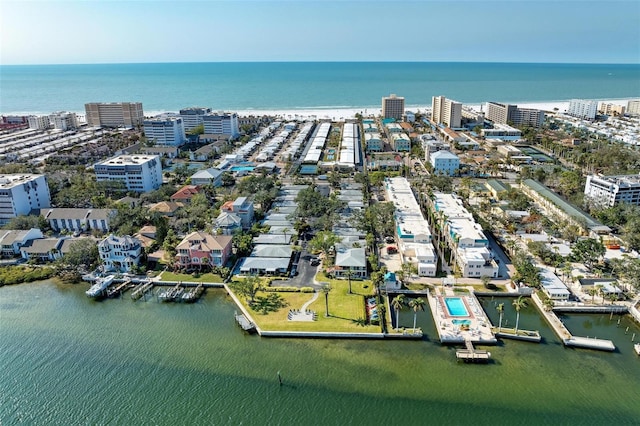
408;298;425;333
321;283;332;317
232;231;254;257
55;238;99;274
308;231;340;260
571;238;605;271
2;214;48;231
230;275;262;304
512;296;528;332
391;294;406;330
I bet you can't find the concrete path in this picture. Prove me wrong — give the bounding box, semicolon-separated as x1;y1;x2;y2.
300;290;319;311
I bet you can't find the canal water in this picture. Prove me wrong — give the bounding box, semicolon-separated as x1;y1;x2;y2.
1;281;639;425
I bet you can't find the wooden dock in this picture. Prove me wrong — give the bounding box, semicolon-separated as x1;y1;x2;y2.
131;281;154;301
106;279;132;298
456;339;491;363
234;312;256;333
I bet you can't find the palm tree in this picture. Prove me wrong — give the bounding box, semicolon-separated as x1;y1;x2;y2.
596;284;605;304
321;283;332;317
391;294;406;331
512;296;528;332
496;303;505;331
587;287;597;304
408;298;426;333
345;269;354;294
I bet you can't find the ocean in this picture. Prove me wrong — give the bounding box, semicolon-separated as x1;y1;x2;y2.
1;281;639;425
1;62;639;115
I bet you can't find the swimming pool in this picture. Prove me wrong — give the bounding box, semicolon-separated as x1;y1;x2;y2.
452;319;472;326
444;297;469;317
230;166;255;172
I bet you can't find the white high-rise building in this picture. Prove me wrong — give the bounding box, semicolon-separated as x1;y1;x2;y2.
49;112;78;130
27;115;51;130
567;99;598;120
94;155;163;193
85;102;144;127
0;174;51;225
584;174;640;207
431;96;462;128
203;112;240;138
382;94;405;120
179;107;212;131
143;116;186;146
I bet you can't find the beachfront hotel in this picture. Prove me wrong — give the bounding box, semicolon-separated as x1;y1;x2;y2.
0;174;51;226
598;102;625;116
84;102;144;128
382;94;405;120
179;107;212;131
627;100;640;117
94;155;163;193
584;174;640;207
203;112;240;138
567;99;598;120
431;96;462;128
485;102;545;127
143;116;186;147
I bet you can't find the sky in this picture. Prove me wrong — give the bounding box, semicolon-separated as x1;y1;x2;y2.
1;0;639;65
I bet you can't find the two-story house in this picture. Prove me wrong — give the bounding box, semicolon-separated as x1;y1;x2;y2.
98;234;143;273
221;197;254;229
175;231;233;269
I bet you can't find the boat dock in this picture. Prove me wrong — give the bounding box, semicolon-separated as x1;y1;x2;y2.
131;281;154;301
532;293;616;352
158;283;183;302
456;339;491;363
234;312;256;333
106;279;132;298
180;283;205;303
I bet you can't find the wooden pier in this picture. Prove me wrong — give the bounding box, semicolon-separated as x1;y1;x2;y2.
456;339;491;363
106;279;132;298
158;283;183;302
131;281;154;301
234;312;256;333
180;283;205;303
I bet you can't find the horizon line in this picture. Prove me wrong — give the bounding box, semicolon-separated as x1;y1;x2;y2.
2;60;640;67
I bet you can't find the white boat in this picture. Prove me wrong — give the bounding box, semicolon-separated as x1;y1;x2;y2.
85;275;115;298
634;343;640;356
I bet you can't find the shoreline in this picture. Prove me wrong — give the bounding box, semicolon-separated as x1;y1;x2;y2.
1;97;635;122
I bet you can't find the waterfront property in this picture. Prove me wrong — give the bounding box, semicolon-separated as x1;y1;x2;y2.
175;231;233;269
98;234;142;273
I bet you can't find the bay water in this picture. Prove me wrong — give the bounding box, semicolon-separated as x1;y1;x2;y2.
1;281;639;425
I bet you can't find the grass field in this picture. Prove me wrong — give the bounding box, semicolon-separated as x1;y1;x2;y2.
158;271;224;283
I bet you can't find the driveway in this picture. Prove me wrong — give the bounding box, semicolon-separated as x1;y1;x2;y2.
271;249;320;289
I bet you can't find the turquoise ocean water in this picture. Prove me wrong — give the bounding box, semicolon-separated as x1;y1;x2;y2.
1;62;639;114
1;281;639;425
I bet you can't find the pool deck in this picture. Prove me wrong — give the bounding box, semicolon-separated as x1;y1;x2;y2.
427;288;497;345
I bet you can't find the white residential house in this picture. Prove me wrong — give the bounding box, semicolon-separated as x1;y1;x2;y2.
20;238;65;262
430;150;460;176
0;228;45;257
334;247;367;278
98;234;143;273
456;247;499;278
190;168;224;187
215;211;243;235
221;197;254;229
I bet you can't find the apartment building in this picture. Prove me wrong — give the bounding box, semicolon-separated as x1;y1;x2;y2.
84;102;144;127
382;94;405;120
627;100;640;117
430;150;460;176
486;102;544;127
584;174;640;207
179;107;212;131
28;115;51;130
203;112;240;138
384;177;437;276
0;174;51;225
391;133;411;152
49;111;79;130
432;96;462;128
598;103;625;116
567;99;598;120
41;208;115;233
143;116;186;146
94;155;162;192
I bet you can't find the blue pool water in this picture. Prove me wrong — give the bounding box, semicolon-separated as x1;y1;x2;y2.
452;319;472;326
230;166;255;172
445;297;469;317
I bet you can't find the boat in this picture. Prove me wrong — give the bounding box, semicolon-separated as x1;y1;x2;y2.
85;275;115;298
634;343;640;356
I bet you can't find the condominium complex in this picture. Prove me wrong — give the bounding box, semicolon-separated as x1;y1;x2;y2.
431;96;462;128
485;102;544;127
432;193;498;278
584;174;640;207
382;94;405;120
598;103;625;116
49;111;79;130
203;112;240;138
567;99;598;120
94;155;163;193
626;100;640;117
143;116;186;146
430;150;460;176
84;102;144;128
384;177;437;276
179;107;212;131
480;124;523;141
27;115;51;130
0;174;51;225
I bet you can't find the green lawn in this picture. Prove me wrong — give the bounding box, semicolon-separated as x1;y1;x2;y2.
233;273;382;333
158;270;224;283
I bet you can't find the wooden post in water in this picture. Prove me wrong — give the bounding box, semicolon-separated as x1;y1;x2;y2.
277;371;283;386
